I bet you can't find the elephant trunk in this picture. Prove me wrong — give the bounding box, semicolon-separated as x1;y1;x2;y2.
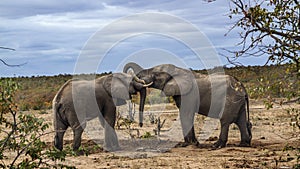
123;62;143;74
123;62;149;127
132;81;152;127
139;87;147;127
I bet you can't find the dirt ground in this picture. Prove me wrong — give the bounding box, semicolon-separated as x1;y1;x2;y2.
5;100;300;168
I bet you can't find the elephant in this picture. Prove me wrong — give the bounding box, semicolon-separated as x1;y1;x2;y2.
53;73;152;152
123;63;252;148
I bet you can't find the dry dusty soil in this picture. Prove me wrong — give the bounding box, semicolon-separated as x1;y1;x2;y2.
4;100;300;168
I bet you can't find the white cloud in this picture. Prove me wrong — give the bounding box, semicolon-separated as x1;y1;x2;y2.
0;0;105;18
0;0;265;76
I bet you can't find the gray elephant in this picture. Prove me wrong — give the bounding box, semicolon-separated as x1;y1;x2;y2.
53;73;151;152
123;63;252;148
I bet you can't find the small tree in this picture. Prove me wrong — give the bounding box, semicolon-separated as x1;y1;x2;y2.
227;1;299;167
227;0;299;103
0;78;74;168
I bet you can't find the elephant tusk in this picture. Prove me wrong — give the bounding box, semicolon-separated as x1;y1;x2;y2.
134;76;146;84
143;81;153;87
128;70;146;84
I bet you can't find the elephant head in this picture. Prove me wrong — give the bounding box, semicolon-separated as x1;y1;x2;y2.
102;73;152;125
102;73;149;102
123;62;196;126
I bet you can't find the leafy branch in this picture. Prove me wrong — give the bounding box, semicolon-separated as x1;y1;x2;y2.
227;0;299;71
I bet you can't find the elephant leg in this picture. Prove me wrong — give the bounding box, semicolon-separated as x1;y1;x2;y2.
213;121;230;149
54;131;66;151
103;106;120;151
54;120;68;151
174;96;199;147
235;108;251;147
72;125;85;154
98;113;105;128
179;111;199;146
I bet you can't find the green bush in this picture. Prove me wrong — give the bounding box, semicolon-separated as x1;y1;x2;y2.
0;78;74;168
141;132;153;139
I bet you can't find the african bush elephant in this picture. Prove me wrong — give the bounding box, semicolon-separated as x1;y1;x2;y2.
123;63;252;148
53;73;152;152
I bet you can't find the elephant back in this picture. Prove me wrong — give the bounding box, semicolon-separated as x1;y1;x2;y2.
53;79;73;107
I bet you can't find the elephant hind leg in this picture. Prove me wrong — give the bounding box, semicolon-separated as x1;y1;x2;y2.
54;119;68;151
54;131;66;151
72;125;85;154
213;122;230;149
235;109;251;147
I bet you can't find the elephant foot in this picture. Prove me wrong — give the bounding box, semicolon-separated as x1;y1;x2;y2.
103;145;121;152
175;141;189;148
54;145;63;151
74;149;85;156
175;141;200;148
212;139;227;149
238;141;251;147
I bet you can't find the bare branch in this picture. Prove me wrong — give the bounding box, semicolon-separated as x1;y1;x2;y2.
0;47;27;67
0;47;15;51
0;59;27;67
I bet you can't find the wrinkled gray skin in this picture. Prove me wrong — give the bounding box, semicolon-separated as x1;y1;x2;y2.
123;63;252;148
53;73;148;152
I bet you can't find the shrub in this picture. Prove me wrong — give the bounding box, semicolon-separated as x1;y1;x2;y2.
0;78;74;168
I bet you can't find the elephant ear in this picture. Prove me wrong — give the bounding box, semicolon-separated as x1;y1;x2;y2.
158;64;194;96
103;73;131;101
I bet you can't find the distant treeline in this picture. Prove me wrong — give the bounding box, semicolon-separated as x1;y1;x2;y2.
1;64;298;111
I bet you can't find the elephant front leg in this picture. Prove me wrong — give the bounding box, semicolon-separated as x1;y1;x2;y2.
177;111;199;147
183;126;199;146
103;122;120;151
102;107;120;152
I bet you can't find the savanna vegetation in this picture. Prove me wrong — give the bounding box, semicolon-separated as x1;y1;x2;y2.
0;0;299;168
1;64;299;168
5;64;298;112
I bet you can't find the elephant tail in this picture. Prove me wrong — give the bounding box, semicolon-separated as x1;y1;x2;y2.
245;94;252;139
240;77;251;132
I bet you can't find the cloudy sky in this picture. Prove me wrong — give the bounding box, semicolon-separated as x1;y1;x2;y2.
0;0;268;77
